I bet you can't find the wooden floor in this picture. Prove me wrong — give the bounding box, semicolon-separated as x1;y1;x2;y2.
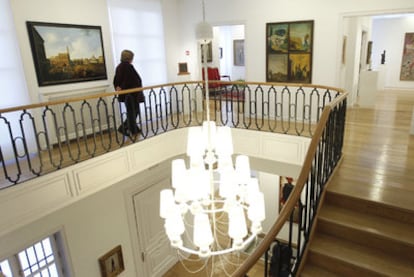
162;252;265;277
165;89;414;276
329;89;414;213
300;89;414;276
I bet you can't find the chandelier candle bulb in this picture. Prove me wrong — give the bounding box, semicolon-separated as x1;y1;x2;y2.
218;155;233;171
246;178;260;204
165;205;185;247
193;213;214;257
228;205;248;249
215;126;233;156
187;168;209;201
159;189;174;219
248;192;266;223
171;159;186;187
219;171;237;198
187;127;204;157
235;155;251;182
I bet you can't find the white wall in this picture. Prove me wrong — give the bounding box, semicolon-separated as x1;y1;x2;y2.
108;0;168;87
340;16;372;106
7;0;414;105
163;0;414;88
371;15;414;89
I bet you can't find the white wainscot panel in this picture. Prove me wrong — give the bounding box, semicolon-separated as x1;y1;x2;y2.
233;129;310;166
0;174;73;236
261;135;305;165
130;129;187;171
74;151;129;195
232;129;261;156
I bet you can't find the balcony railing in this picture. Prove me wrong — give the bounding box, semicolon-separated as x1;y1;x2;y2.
0;80;347;276
0;81;343;189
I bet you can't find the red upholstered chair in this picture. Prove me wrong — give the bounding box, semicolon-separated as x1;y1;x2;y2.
202;67;231;96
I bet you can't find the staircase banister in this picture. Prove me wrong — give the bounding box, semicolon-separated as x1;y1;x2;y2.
231;91;348;277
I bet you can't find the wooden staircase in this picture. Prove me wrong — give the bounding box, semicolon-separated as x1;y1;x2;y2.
300;90;414;276
301;191;414;276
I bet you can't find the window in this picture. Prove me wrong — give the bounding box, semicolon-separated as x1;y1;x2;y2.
0;0;34;160
107;0;167;85
0;260;12;277
0;233;69;277
0;0;30;109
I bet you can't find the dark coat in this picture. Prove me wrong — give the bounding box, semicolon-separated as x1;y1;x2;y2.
113;61;144;102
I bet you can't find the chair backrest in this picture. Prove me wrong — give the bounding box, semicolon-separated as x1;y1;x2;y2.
202;67;220;81
202;67;221;89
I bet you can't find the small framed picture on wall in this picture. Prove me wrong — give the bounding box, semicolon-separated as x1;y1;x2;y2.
98;245;125;277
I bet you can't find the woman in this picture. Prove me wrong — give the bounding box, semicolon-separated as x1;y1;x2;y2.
113;49;144;136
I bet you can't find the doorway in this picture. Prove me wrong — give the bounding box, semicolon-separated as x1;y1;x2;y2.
213;24;245;82
132;179;177;276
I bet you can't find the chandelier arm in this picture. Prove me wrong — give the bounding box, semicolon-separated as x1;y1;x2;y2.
218;253;241;277
177;250;209;274
175;232;258;257
219;251;243;267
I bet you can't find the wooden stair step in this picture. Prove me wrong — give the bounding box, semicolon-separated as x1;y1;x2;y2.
325;190;414;224
333;167;414;190
318;203;414;261
328;171;414;200
300;263;341;277
308;233;414;277
327;177;414;215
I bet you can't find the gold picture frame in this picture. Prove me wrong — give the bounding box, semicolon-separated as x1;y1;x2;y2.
98;245;125;277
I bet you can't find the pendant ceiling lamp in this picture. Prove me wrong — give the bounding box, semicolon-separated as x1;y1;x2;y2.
160;0;265;259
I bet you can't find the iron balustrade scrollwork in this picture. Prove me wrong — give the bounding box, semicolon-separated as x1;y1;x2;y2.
0;81;345;200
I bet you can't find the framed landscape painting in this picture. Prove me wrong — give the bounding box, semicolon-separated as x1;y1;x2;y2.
26;21;108;86
266;20;314;83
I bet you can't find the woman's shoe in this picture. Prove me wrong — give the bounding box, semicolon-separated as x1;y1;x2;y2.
117;126;130;136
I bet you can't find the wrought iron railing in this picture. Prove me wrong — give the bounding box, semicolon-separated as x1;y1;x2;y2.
0;81;344;189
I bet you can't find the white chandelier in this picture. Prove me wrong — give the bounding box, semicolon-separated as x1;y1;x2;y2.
159;0;265;259
160;121;265;258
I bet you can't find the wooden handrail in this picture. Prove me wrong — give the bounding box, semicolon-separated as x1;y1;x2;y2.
231;91;348;276
0;81;345;114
